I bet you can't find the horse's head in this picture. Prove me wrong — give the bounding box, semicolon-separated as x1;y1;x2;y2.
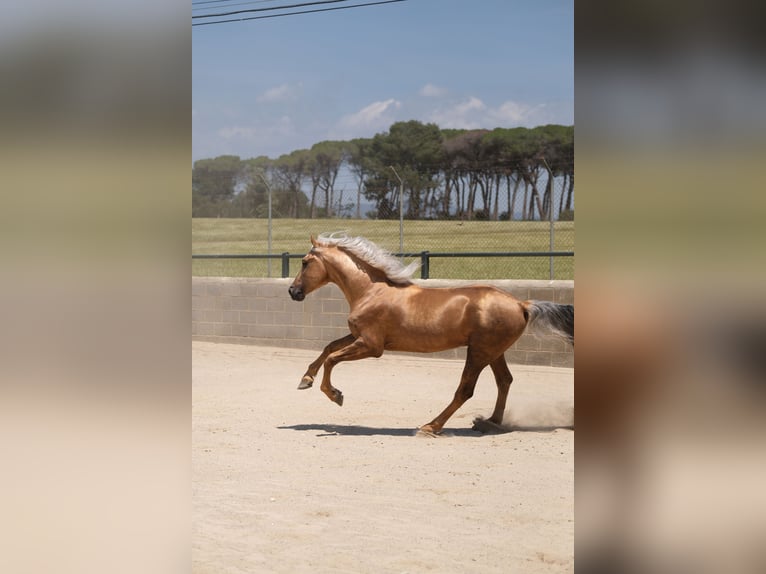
288;235;330;301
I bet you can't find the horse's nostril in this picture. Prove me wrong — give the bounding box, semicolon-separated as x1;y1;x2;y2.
289;286;304;301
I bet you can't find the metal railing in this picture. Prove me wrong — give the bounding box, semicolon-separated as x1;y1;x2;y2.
192;251;574;280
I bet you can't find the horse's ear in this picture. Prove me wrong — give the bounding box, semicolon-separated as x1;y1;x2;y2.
310;235;319;247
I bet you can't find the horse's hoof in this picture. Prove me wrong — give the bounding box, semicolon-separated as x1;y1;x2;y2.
472;416;508;434
297;376;314;390
334;391;344;406
416;426;442;438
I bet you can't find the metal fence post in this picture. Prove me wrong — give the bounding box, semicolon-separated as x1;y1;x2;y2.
257;173;273;277
542;158;555;280
420;251;430;280
281;253;290;278
389;166;404;256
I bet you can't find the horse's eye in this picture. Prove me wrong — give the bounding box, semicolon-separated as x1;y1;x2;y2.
302;260;309;268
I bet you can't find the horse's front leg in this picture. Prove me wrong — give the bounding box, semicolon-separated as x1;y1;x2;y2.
319;336;383;406
298;334;355;390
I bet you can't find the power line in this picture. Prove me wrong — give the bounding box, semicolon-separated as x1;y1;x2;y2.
193;0;406;27
193;0;278;6
193;1;284;13
194;0;350;19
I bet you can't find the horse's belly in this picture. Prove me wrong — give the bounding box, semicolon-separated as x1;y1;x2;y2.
384;328;466;353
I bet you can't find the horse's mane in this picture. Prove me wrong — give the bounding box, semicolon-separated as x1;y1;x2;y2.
316;232;419;285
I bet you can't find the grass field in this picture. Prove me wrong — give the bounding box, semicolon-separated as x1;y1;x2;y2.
192;218;574;280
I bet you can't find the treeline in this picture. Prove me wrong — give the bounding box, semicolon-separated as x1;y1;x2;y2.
192;121;573;221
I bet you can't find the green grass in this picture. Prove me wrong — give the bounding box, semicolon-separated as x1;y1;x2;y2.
192;218;574;280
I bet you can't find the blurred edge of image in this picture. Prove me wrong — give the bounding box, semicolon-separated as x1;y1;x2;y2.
1;1;765;573
0;2;190;574
576;1;766;573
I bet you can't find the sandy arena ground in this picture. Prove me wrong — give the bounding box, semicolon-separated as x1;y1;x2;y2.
193;341;574;573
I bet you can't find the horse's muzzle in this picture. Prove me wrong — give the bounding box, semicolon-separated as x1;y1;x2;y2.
288;285;305;301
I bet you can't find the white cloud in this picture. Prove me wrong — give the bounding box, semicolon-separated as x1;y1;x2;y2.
218;126;256;140
419;83;448;97
217;116;294;143
490;100;546;125
198;97;572;160
339;98;402;131
426;97;572;130
455;96;486;114
256;83;295;104
427;96;486;129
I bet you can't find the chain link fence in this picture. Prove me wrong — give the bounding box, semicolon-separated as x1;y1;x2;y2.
192;172;573;281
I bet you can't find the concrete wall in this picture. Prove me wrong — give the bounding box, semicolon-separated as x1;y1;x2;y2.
192;277;573;368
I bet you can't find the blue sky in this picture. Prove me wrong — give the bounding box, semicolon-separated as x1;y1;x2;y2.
192;0;573;161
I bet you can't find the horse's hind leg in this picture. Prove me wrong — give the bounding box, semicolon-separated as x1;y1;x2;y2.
487;355;513;425
420;350;488;434
298;334;355;389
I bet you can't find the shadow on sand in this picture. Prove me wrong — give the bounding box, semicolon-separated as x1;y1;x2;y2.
277;419;573;438
277;423;478;438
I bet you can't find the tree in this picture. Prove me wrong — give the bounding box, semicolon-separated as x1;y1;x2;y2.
346;138;374;219
192;155;242;217
533;124;574;220
310;141;347;218
271;150;308;218
441;129;489;219
191;122;574;222
366;121;443;218
234;156;271;218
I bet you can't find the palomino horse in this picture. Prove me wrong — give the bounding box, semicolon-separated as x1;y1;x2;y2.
288;233;573;435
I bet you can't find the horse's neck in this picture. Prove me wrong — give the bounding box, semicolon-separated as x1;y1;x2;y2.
326;253;380;305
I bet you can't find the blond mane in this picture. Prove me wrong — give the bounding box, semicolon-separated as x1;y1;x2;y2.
315;232;419;284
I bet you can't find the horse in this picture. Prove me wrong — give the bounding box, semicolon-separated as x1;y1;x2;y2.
288;233;573;435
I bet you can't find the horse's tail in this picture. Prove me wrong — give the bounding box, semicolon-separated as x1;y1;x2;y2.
523;300;574;346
